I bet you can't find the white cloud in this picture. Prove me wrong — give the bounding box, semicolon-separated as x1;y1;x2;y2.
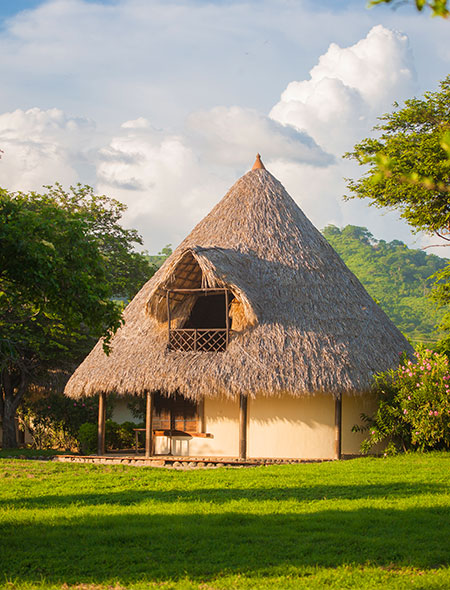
1;0;444;132
95;119;220;250
270;25;417;154
95;108;333;251
267;25;423;246
0;0;448;256
186;106;333;168
0;107;95;191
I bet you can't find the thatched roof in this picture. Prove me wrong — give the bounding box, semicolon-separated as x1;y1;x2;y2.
65;164;412;400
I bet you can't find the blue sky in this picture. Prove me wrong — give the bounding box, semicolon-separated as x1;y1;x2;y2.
0;0;118;21
0;1;41;20
0;0;449;253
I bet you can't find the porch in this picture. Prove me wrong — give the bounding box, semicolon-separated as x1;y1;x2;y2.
96;391;345;461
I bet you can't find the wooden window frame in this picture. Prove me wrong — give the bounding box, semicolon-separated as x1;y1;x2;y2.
166;288;231;352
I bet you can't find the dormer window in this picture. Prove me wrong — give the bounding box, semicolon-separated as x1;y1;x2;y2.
167;288;232;352
146;248;256;351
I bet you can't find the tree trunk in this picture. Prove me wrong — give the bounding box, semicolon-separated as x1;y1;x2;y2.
2;398;18;448
1;368;27;449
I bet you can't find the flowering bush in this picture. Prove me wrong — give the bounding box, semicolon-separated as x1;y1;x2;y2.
357;348;450;454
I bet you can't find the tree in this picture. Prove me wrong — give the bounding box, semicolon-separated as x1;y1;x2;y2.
344;76;450;344
42;184;157;300
0;186;155;448
370;0;449;17
354;348;450;454
146;244;173;268
344;76;450;235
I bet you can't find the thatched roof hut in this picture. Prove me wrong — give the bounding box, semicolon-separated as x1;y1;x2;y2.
66;159;410;402
65;156;412;460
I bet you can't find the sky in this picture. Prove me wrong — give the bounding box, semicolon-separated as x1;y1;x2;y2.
0;0;449;254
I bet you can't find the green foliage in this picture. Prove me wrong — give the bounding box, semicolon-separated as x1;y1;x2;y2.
0;188;122;447
0;184;156;448
41;184;157;300
18;394;138;453
18;394;100;450
146;244;173;268
78;422;98;455
357;348;450;453
0;448;67;458
322;224;447;343
0;187;123;353
105;419;136;450
344;76;450;346
344;76;450;235
370;0;449;17
1;455;450;589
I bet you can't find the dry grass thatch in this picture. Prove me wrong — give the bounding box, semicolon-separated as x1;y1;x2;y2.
65;168;412;401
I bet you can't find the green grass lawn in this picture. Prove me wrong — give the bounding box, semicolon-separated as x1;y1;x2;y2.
0;453;449;589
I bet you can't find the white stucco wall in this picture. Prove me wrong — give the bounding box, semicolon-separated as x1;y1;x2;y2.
248;393;378;459
159;392;378;459
164;396;239;457
103;392;377;459
248;394;335;459
342;392;380;455
110;398;139;424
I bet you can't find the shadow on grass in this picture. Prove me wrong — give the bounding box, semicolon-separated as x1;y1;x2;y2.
2;481;448;509
0;449;68;458
1;487;449;584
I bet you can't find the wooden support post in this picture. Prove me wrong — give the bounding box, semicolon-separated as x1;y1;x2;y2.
97;392;106;456
334;394;342;460
239;393;248;460
166;291;171;345
145;391;154;458
225;289;230;347
198;398;205;434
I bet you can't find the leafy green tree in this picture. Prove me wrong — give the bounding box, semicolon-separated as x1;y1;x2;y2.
0;186;155;449
43;184;157;300
344;77;450;342
146;244;173;269
370;0;449;17
344;76;450;235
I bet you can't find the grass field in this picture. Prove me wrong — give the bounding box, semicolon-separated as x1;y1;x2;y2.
0;453;449;589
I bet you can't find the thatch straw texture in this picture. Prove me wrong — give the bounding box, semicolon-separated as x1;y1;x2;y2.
65;168;412;400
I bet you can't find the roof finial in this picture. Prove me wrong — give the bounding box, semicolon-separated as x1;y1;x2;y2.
251;153;266;171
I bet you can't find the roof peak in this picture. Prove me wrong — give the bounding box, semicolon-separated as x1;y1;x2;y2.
251;153;266;171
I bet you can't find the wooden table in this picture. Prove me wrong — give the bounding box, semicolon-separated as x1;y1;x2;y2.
133;429;212;454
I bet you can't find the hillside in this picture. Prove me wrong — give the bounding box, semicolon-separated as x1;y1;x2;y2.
146;244;173;268
322;225;448;344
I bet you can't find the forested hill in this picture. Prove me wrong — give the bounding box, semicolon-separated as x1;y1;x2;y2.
321;225;448;344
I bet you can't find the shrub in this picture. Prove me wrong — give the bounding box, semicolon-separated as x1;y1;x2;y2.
19;393;101;450
78;423;98;454
18;393;113;451
356;348;450;453
105;420;137;450
117;421;139;448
